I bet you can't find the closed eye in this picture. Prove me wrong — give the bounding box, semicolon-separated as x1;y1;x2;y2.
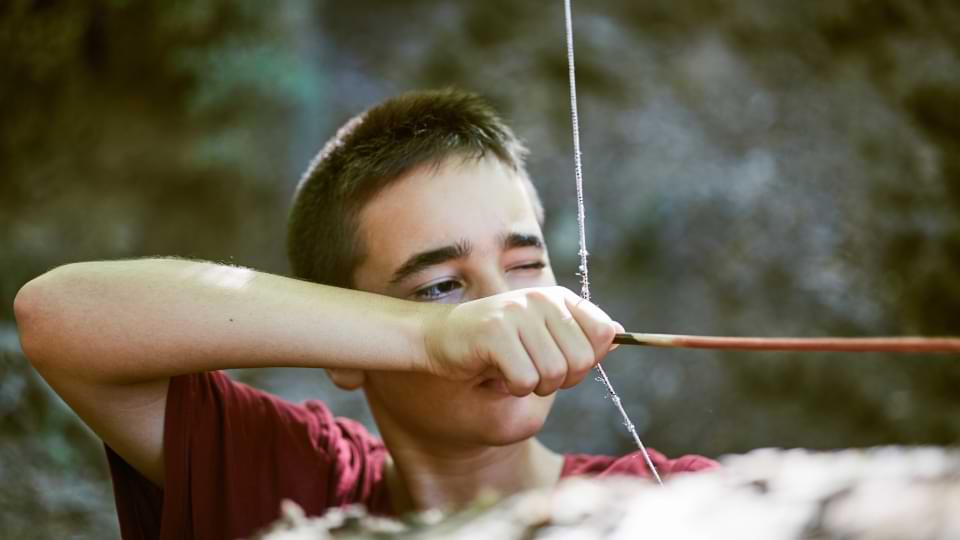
510;261;546;272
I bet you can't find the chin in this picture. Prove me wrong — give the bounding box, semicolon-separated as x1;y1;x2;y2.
480;424;543;447
473;394;553;446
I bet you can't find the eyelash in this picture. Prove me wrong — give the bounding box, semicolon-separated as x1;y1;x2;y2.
412;262;547;301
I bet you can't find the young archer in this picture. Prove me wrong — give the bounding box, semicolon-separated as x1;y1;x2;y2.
14;89;715;539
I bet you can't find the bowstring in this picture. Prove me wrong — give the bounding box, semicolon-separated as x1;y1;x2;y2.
563;0;663;485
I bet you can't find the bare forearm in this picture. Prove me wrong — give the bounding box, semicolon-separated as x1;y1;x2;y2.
14;258;436;384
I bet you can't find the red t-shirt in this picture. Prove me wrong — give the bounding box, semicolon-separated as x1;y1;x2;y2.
106;371;717;540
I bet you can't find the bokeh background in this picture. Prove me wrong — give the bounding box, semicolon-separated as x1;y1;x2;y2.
2;0;959;537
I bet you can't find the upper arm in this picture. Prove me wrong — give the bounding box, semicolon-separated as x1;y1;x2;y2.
15;270;168;486
40;369;169;487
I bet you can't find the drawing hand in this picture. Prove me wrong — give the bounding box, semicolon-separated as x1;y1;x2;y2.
422;286;623;396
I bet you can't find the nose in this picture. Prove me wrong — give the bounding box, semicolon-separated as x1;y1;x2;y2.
472;267;511;299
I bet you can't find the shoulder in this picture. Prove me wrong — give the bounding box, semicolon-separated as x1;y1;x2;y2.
170;370;384;458
562;449;719;480
110;371;390;537
164;371;388;520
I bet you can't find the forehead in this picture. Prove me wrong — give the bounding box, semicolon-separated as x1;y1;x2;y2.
355;156;542;284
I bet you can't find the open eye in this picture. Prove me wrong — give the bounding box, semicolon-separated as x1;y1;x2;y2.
412;279;464;302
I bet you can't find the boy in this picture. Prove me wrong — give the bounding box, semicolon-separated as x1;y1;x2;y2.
14;89;715;539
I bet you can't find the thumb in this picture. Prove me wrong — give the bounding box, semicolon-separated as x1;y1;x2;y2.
610;321;625;352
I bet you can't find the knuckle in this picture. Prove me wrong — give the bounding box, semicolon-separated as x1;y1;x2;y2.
502;299;526;315
562;372;586;389
479;314;508;335
586;325;611;347
541;366;566;385
555;286;576;298
568;362;590;380
511;374;538;396
536;375;562;395
598;322;616;341
526;288;550;303
534;385;555;397
574;350;596;369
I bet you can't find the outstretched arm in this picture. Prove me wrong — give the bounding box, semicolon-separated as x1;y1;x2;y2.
13;257;619;485
15;258;438;384
13;258;439;485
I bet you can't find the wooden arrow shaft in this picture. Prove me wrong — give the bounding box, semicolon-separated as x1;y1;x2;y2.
613;333;960;353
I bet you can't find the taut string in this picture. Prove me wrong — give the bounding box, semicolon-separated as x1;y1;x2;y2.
563;0;663;485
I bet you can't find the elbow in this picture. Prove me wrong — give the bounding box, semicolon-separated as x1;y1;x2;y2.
13;266;71;370
14;273;49;367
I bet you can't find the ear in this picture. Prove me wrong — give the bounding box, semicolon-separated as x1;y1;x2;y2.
325;368;366;391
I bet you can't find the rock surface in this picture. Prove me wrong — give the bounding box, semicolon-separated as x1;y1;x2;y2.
255;447;960;540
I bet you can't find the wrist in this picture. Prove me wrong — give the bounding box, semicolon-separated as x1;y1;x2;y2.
408;301;451;375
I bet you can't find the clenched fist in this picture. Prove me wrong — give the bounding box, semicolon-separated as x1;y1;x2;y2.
421;286;623;397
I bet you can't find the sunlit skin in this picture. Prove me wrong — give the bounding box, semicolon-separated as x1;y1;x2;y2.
346;155;572;512
12;152;622;515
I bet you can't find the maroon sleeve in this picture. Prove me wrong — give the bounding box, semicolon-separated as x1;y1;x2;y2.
106;371;387;540
562;448;719;480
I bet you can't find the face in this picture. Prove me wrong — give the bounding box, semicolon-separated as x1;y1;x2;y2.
352;155;557;448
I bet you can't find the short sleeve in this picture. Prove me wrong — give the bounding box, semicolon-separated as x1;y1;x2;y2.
106;371;387;540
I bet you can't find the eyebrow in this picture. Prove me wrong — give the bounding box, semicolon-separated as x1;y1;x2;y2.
388;232;545;286
389;240;472;285
501;232;544;251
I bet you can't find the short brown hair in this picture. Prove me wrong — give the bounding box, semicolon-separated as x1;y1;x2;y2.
287;89;534;288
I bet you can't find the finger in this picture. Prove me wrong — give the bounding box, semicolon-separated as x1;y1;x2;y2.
544;305;596;389
487;330;540;397
564;294;618;361
610;321;625;352
519;321;567;396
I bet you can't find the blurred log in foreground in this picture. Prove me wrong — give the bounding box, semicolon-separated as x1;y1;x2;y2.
254;447;960;540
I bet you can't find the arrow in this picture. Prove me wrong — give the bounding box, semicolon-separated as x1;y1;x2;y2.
613;333;960;353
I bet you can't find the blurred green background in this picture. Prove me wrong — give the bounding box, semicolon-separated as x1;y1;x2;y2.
2;0;959;538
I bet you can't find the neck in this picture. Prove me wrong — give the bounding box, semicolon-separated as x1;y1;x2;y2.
382;435;564;514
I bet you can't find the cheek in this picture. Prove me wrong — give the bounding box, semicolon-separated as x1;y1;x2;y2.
365;372;469;427
365;373;556;444
481;394;556;443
